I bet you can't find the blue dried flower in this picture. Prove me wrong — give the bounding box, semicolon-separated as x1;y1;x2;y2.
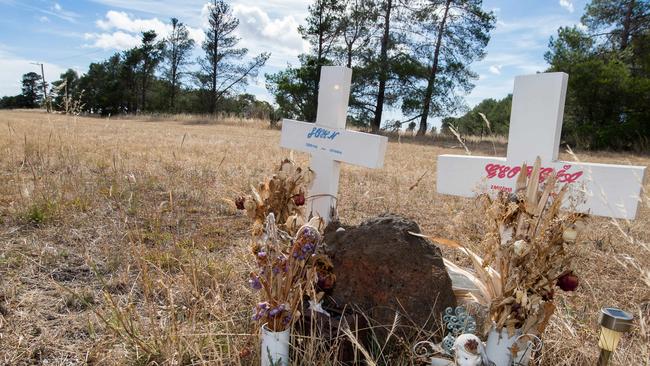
291;225;321;261
249;276;262;290
282;314;292;325
252;301;270;321
269;304;286;317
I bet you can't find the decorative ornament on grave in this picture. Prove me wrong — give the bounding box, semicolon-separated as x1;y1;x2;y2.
437;72;646;220
441;306;478;355
280;66;388;224
452;334;488;366
419;157;583;366
415;306;483;365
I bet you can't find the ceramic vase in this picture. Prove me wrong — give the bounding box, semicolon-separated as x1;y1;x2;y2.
485;325;533;366
261;324;290;366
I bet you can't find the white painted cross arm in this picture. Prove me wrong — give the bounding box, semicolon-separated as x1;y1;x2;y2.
437;72;646;220
280;121;386;169
280;66;388;223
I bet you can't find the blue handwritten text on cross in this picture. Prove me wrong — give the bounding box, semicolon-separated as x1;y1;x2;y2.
307;127;340;140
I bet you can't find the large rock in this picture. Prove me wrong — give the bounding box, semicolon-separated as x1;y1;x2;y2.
323;214;456;337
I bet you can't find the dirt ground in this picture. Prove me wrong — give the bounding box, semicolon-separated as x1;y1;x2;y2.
1;110;648;365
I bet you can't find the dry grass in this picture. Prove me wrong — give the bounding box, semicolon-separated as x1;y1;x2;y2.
106;112;273;128
0;109;648;365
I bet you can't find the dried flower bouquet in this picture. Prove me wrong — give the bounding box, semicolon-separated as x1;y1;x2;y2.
236;158;315;236
422;157;585;337
250;213;324;331
236;158;331;332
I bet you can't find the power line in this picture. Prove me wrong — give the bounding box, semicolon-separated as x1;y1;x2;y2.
48;48;107;63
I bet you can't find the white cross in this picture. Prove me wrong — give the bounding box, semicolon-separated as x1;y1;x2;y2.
280;66;388;223
437;72;646;219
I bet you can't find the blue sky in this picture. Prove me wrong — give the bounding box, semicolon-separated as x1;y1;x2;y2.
0;0;587;124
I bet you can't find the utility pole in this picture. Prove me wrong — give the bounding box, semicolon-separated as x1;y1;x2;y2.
30;62;50;112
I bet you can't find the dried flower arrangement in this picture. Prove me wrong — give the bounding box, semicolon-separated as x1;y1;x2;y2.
236;159;333;332
422;157;585;338
250;213;324;331
236;158;315;236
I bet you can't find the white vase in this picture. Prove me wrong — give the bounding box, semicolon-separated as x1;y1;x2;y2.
261;324;290;366
430;356;455;366
485;325;533;366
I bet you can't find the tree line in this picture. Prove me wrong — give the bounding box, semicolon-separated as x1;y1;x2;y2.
1;0;497;134
443;0;650;151
1;0;647;150
0;0;273;119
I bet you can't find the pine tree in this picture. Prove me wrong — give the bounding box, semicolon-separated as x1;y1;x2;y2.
582;0;649;51
21;72;42;108
138;30;164;111
164;18;195;110
200;0;269;114
406;0;494;136
121;48;140;112
265;55;322;121
338;0;376;68
371;0;396;132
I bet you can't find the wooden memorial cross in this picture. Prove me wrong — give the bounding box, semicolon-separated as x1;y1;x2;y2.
280;66;388;223
437;72;646;219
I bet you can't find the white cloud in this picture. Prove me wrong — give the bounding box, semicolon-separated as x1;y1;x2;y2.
86;11;205;50
232;4;305;54
90;0;308;22
559;0;574;13
482;53;545;74
195;3;306;68
84;31;142;50
88;1;308;66
495;15;573;40
38;15;50;22
465;80;514;106
488;65;502;75
0;49;67;97
97;10;168;35
49;2;81;22
0;0;79;23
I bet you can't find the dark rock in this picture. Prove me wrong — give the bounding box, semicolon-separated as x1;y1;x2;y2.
323;214;456;339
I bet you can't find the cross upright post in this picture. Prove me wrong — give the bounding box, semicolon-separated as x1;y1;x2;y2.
280;66;388;224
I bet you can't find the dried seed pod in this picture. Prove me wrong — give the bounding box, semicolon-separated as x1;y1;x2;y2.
235;196;246;210
557;271;579;291
293;192;305;206
562;227;578;243
513;239;528;256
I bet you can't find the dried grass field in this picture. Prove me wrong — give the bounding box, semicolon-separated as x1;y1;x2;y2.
0;110;648;365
